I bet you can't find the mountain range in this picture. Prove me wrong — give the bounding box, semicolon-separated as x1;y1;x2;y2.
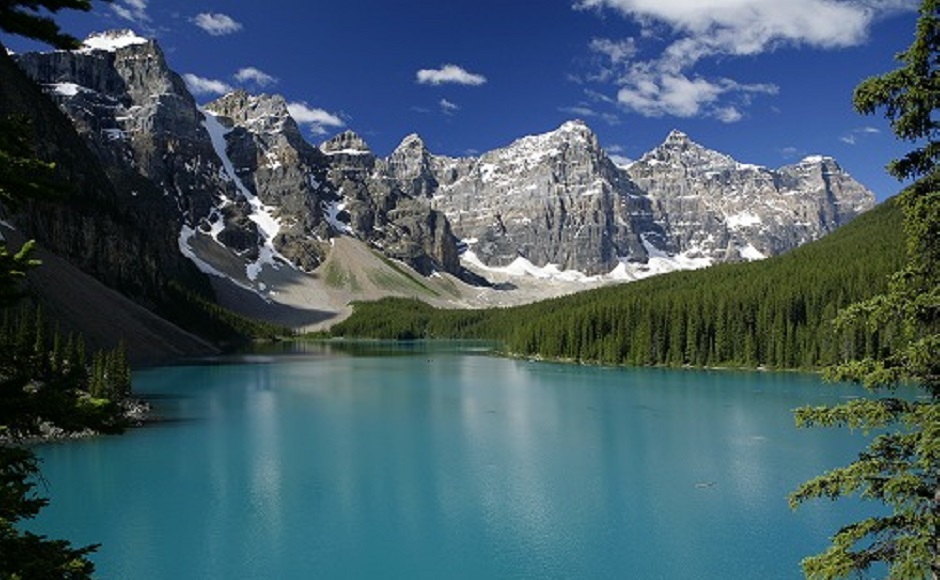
3;30;875;341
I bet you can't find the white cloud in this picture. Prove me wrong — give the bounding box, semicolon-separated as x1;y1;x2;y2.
574;0;885;52
590;38;637;64
193;12;243;36
417;64;487;86
440;98;460;114
561;104;598;117
112;0;149;23
840;125;882;145
287;102;345;135
575;0;914;121
183;73;233;96
614;67;775;119
715;106;743;123
235;67;277;87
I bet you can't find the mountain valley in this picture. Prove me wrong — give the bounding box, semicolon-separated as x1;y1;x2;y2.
3;30;876;336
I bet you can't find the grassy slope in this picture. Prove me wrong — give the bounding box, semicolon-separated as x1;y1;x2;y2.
331;199;905;370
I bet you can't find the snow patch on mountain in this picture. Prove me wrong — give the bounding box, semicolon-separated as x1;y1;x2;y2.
200;109;288;281
323;200;351;235
178;225;271;302
608;234;714;280
80;30;148;53
48;82;85;97
725;211;763;228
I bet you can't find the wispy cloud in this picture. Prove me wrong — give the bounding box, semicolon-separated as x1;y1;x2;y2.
112;0;150;23
287;102;345;136
840;125;881;145
192;12;243;36
559;103;620;125
417;64;487;86
440;98;460;115
780;146;803;159
590;38;637;64
235;67;277;88
183;73;233;96
574;0;915;121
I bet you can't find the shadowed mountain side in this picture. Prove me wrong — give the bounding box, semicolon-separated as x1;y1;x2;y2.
5;230;219;366
209;278;340;331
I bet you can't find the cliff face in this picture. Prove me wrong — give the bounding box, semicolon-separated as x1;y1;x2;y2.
0;37;206;303
319;131;462;276
417;121;661;273
14;32;466;291
0;37;219;361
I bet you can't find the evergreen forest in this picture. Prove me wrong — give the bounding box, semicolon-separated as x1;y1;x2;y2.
331;198;905;371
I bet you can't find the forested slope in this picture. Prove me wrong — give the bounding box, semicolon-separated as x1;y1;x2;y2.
331;199;904;370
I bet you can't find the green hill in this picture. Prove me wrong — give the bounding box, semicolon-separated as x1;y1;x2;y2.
330;199;905;370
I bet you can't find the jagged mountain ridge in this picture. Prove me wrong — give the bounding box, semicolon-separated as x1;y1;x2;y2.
13;30;875;300
625;129;874;263
374;122;874;276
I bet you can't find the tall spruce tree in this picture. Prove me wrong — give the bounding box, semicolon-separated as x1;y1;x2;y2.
0;3;105;579
789;1;940;578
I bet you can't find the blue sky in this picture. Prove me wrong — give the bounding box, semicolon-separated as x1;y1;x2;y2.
2;0;921;200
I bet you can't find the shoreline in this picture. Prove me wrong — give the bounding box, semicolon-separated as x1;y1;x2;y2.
0;397;152;447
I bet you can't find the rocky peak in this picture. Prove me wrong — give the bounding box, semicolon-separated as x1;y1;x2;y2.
663;128;690;145
543;119;600;149
79;29;150;53
639;129;738;172
320;130;372;156
205;90;300;139
387;133;437;192
396;133;426;151
556;118;593;137
207;90;288;119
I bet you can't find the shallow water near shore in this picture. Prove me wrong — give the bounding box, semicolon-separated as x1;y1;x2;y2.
31;341;887;578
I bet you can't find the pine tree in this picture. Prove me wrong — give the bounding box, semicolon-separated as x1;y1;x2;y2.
0;5;107;578
789;2;940;578
0;1;94;50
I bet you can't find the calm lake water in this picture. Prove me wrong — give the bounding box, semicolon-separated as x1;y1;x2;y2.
31;342;885;578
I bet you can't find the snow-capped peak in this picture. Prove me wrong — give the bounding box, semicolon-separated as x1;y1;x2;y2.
559;119;589;132
665;128;690;143
799;154;834;165
80;30;148;53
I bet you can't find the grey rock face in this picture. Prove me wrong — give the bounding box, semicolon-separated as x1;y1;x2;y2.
319;132;463;275
319;121;874;277
203;90;333;272
424;121;660;273
626;131;875;262
15;30;235;231
0;38;209;305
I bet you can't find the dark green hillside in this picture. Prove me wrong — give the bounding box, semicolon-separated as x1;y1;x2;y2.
331;199;905;370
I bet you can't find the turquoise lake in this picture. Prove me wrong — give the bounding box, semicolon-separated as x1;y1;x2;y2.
31;342;884;578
